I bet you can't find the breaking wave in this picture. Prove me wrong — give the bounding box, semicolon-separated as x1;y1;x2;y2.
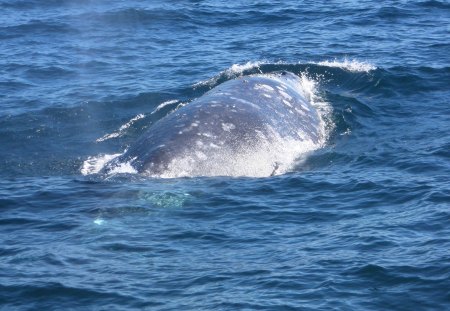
314;59;376;72
193;59;376;89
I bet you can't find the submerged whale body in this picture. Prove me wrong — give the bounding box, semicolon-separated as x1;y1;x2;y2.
102;72;324;178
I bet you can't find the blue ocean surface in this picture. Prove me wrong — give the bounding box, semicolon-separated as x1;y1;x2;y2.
1;0;449;310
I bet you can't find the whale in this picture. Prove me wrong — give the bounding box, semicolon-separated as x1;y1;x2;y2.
102;72;324;178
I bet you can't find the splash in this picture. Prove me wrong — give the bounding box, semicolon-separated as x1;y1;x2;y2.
104;158;138;175
314;58;376;72
81;153;122;175
81;152;138;175
96;113;145;142
156;134;321;178
298;73;332;143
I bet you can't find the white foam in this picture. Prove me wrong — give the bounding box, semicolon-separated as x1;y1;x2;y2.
155;132;319;178
96;114;145;142
193;61;266;88
151;99;179;114
298;73;333;142
107;160;138;175
315;58;376;72
194;59;374;88
228;61;263;75
81;152;138;176
94;218;105;225
195;151;208;160
81;153;122;175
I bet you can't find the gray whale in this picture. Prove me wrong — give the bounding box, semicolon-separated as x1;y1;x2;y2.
102;72;323;177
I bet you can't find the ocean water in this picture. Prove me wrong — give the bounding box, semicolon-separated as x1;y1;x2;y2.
1;0;449;310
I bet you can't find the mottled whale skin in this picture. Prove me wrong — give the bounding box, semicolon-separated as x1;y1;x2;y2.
102;72;321;177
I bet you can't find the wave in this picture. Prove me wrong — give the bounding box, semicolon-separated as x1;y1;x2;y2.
0;20;78;38
415;0;450;9
67;6;301;31
314;59;377;73
193;59;376;89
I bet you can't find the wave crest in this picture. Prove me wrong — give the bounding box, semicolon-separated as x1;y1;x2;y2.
315;59;376;72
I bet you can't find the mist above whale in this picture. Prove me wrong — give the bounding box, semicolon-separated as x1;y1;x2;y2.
101;72;327;178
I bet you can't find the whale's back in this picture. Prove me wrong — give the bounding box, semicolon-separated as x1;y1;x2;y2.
102;73;324;177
